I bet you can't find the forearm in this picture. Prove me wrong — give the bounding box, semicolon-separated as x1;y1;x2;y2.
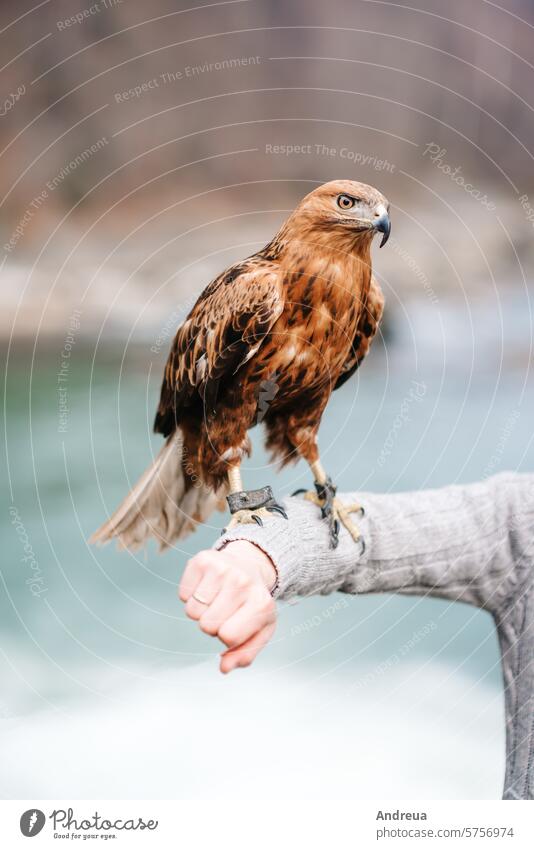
212;471;534;799
215;472;534;613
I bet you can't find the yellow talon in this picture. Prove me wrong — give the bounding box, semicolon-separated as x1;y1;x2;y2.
225;507;272;529
303;492;362;543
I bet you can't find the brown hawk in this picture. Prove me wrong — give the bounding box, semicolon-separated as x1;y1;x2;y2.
91;180;389;551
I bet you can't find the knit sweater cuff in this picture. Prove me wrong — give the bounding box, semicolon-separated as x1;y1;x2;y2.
212;495;363;600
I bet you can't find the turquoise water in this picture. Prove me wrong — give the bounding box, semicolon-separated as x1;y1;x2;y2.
1;294;532;796
5;342;531;691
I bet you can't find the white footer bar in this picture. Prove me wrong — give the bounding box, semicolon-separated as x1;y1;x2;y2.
1;799;532;847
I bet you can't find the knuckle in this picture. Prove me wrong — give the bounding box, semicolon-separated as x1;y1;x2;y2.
232;571;250;591
188;551;208;569
199;615;218;635
184;598;200;619
179;571;194;593
218;625;237;646
253;588;274;613
211;560;227;578
260;592;275;611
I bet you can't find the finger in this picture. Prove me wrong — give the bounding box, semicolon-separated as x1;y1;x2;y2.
216;590;275;649
185;562;228;621
220;621;276;674
197;575;250;635
178;551;211;601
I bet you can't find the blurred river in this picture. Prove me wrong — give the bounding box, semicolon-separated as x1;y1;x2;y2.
1;288;533;798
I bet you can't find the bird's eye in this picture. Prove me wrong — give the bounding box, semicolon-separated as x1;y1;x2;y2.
337;194;355;210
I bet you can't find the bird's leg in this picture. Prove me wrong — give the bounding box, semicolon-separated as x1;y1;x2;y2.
223;464;288;532
294;459;364;550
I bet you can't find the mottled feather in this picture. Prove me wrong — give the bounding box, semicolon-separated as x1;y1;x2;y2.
154;261;284;435
92;179;389;550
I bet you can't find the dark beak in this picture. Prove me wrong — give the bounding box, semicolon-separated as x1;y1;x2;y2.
374;212;391;247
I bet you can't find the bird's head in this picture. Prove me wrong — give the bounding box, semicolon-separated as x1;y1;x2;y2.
290;179;391;251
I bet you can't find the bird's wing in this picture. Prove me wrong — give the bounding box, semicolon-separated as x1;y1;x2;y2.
154;258;284;435
334;275;385;390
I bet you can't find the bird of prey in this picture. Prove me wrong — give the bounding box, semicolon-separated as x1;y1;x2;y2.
91;180;389;551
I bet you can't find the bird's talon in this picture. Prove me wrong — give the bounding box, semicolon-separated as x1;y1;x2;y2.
291;488;307;496
225;508;268;530
224;493;287;530
267;504;288;519
302;482;364;549
328;516;340;548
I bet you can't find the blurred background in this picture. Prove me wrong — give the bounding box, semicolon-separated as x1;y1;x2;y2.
1;0;533;799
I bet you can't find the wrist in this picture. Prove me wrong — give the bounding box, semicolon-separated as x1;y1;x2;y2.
222;539;278;592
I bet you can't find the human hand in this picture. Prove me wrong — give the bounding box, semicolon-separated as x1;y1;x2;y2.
179;541;278;673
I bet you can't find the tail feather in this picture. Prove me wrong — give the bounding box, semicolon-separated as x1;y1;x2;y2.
90;430;227;551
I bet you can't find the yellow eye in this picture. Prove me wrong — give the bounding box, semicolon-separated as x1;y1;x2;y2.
337;194;355;210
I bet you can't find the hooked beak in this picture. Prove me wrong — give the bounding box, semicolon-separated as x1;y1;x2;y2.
373;209;391;247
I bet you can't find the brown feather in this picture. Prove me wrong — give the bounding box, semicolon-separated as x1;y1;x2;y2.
93;179;389;549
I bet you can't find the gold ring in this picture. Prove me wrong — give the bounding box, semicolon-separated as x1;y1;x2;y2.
192;593;209;605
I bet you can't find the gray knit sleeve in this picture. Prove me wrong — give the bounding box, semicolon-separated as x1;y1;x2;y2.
213;471;534;800
214;472;534;613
